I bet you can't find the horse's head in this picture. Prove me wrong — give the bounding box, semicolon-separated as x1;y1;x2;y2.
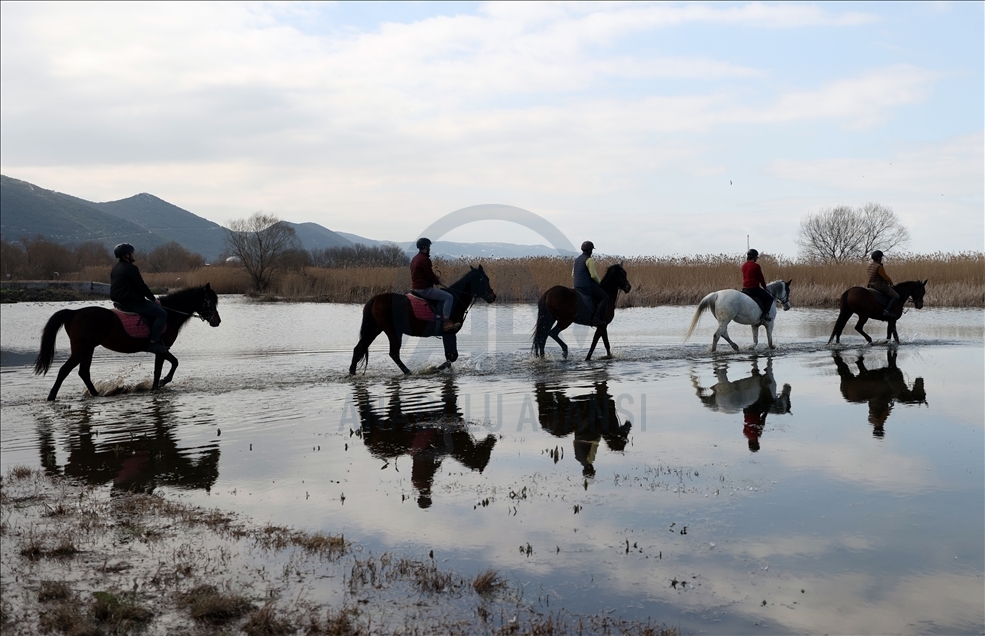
604;263;632;293
770;280;792;311
908;279;927;309
467;265;496;303
198;283;222;327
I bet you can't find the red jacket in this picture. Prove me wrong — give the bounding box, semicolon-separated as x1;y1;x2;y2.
741;261;767;290
411;253;442;290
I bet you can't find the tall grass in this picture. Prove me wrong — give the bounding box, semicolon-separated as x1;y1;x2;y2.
62;253;985;307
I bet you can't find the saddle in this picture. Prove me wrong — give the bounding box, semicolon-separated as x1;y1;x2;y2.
740;288;774;315
407;292;441;322
573;290;595;326
866;287;900;315
111;306;167;339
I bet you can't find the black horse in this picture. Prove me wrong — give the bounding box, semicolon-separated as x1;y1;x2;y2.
353;378;496;508
350;266;495;374
34;285;221;400
832;350;926;437
533;263;632;360
534;380;632;476
828;280;927;345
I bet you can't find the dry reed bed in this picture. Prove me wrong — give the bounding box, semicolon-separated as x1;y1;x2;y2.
65;253;985;307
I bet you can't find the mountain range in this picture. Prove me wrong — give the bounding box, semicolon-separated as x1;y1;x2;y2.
0;175;572;260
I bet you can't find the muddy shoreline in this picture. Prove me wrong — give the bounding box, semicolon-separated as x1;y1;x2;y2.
0;467;678;635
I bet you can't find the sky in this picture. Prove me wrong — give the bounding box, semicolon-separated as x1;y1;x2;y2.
1;1;982;257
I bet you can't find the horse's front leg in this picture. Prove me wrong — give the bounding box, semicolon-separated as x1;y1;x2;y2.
157;352;179;388
766;322;775;350
888;320;899;344
549;322;570;359
385;331;411;374
854;317;873;344
601;329;612;358
586;328;603;361
750;325;760;350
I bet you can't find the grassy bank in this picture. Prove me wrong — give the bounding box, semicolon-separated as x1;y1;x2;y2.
60;253;985;307
0;467;676;636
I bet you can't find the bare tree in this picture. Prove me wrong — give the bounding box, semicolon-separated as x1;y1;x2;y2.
147;241;205;273
797;203;910;263
73;241;113;269
225;212;301;292
310;243;409;268
19;235;76;279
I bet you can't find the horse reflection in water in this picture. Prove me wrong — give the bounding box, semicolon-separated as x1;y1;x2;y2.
36;399;220;493
691;357;792;452
353;378;496;508
534;381;632;477
833;350;927;438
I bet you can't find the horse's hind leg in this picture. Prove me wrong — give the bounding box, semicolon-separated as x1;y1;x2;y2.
350;326;382;375
77;353;100;398
601;329;612;358
385;331;411;374
888;320;899;344
750;325;760;350
717;321;740;352
549;321;570;359
854;317;873;344
47;355;82;401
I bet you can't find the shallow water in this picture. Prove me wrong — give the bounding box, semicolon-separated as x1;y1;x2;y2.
2;298;983;634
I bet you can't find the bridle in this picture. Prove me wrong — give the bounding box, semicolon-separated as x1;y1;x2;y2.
163;293;220;325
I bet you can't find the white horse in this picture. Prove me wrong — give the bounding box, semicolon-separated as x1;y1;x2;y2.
684;280;792;351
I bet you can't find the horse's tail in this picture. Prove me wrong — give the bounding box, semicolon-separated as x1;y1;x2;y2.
34;309;74;376
827;289;853;344
684;292;716;343
354;299;376;371
532;293;553;352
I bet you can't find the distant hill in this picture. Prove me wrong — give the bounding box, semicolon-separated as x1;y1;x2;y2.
0;175;158;248
2;174;573;262
287;222;354;251
93;193;228;260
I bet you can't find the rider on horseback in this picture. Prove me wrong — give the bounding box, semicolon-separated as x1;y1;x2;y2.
110;243;169;354
867;250;899;317
741;249;774;324
411;238;460;333
572;241;607;326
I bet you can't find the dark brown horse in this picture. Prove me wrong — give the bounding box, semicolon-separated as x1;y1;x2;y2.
34;285;221;401
349;266;495;375
828;280;927;345
533;263;632;360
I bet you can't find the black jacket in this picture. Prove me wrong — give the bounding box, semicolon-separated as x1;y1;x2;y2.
110;260;155;304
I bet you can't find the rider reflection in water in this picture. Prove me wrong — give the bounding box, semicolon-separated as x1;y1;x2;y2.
534;381;632;477
353;379;495;508
833;350;927;438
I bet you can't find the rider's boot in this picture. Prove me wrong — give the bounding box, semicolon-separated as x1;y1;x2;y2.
882;298;899;317
761;311;772;324
442;318;461;333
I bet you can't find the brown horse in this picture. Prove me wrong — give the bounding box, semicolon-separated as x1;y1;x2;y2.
828;280;927;345
533;263;632;360
349;266;495;375
34;285;221;401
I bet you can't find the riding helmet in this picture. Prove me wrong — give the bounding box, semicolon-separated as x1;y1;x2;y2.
114;243;135;259
581;241;595;253
416;237;432;251
871;250;884;261
746;248;759;259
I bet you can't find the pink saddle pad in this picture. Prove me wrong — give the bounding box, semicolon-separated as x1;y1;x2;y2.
112;309;167;339
407;295;437;321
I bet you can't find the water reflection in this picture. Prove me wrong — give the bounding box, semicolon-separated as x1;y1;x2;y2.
37;399;220;493
353;379;496;508
533;381;632;477
833;350;927;437
691;358;792;452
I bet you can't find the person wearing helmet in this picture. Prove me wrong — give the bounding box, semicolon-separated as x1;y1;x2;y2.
741;249;774;324
110;243;169;354
411;238;459;333
867;250;899;317
572;241;607;326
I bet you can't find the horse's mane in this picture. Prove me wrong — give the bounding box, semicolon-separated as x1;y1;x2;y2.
160;285;205;307
600;263;626;285
447;266;484;291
